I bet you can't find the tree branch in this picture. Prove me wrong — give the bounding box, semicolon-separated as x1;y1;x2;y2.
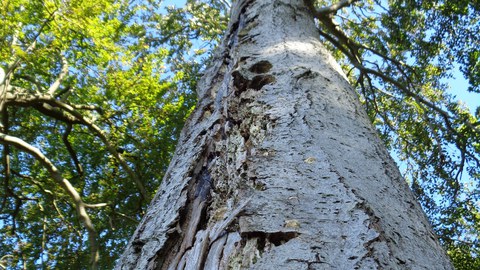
47;99;148;200
3;92;146;198
112;211;138;223
5;14;54;81
0;132;99;269
48;53;69;95
316;0;359;15
62;123;84;176
311;8;480;136
314;11;361;64
15;74;44;93
85;203;108;208
0;68;5;88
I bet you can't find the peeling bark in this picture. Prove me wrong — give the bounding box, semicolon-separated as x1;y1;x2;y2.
116;0;453;269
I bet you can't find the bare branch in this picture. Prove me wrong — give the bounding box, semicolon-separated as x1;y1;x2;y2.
85;203;108;208
112;211;138;223
0;68;4;87
48;53;69;95
5;16;51;78
314;10;362;64
0;255;14;269
71;104;102;111
62;123;84;176
45;100;148;199
1;106;11;213
5;90;101;112
1;11;56;111
218;0;231;10
11;170;54;195
52;199;82;236
317;29;356;61
316;0;360;15
3;92;82;123
354;64;455;126
2;91;145;199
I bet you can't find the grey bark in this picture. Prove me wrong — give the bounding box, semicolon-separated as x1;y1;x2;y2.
116;0;453;269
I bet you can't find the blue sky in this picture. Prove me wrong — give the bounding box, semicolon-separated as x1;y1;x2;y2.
447;67;478;113
163;0;186;8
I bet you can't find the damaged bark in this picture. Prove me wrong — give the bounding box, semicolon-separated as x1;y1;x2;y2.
116;0;453;269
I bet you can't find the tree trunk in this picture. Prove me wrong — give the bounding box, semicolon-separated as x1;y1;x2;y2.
116;0;452;269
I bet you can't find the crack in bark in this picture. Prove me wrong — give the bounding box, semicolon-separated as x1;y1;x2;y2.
328;165;390;268
241;231;300;248
150;11;273;268
287;254;331;270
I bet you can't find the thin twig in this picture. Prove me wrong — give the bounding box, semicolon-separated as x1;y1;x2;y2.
62;123;84;176
316;0;360;15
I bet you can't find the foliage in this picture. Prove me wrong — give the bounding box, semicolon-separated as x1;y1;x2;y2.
0;0;479;269
305;0;480;268
0;0;227;269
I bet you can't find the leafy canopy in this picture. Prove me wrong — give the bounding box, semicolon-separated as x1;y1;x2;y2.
0;0;479;269
305;0;479;268
0;0;226;269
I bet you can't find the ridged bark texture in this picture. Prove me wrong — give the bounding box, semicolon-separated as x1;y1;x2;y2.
116;0;453;269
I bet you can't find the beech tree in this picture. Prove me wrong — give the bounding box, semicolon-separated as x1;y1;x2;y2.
1;0;479;269
115;0;470;268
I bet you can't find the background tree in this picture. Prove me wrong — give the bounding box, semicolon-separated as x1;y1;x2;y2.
0;0;226;269
307;0;480;267
1;0;479;269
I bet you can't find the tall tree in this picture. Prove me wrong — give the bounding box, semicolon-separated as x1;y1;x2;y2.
1;0;479;269
116;0;455;268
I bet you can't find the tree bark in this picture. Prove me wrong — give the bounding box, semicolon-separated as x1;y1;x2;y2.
116;0;453;269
